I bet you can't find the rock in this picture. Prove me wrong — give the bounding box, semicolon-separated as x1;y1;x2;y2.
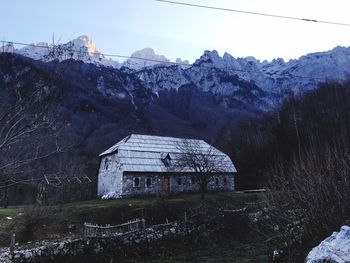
24;251;33;259
58;242;65;250
93;243;101;253
305;225;350;263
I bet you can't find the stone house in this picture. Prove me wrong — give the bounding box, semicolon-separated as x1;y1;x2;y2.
97;134;236;198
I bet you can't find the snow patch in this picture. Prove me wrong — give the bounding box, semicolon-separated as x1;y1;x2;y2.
305;225;350;263
101;192;122;199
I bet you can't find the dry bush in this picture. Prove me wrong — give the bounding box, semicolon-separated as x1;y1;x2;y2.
13;205;52;242
264;143;350;262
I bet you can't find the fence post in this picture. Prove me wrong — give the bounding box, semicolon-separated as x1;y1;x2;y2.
140;219;145;232
83;223;87;240
10;233;15;262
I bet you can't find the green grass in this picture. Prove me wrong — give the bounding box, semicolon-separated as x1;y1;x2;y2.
148;227;267;263
63;197;151;209
151;240;267;263
61;192;259;209
151;244;266;263
0;205;25;219
0;192;262;245
0;192;261;222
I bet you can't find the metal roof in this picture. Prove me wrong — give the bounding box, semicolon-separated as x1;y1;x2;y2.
99;134;236;173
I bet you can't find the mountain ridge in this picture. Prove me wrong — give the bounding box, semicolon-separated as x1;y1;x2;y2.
3;36;350;119
6;35;350;79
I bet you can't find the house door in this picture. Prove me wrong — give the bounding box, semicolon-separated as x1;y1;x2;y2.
163;177;170;193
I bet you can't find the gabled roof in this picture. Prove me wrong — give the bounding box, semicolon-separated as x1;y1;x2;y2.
99;134;236;173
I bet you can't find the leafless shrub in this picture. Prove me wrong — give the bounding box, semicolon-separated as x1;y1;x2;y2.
264;141;350;262
12;205;51;242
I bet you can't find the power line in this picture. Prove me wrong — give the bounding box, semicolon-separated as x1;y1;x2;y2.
0;175;92;189
155;0;350;27
4;40;191;67
1;40;327;81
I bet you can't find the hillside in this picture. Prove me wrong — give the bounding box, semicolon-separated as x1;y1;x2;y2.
2;41;350;203
230;80;350;186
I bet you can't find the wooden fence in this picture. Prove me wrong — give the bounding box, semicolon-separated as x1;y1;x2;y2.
188;204;208;219
83;218;145;239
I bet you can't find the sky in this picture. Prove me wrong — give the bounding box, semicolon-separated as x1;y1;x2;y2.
1;0;350;63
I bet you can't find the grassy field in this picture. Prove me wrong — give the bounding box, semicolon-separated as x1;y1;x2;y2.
0;192;267;262
0;192;261;222
150;235;267;263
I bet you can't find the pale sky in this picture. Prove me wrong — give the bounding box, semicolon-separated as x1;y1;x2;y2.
1;0;350;63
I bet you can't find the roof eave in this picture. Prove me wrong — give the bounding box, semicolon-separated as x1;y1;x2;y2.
99;149;118;157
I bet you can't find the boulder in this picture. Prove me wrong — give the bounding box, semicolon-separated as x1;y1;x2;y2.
305;226;350;263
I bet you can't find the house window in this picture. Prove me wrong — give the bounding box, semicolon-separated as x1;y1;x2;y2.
104;158;109;170
223;177;227;185
215;178;219;185
191;176;195;184
161;153;172;167
133;177;140;187
146;178;152;188
178;177;182;185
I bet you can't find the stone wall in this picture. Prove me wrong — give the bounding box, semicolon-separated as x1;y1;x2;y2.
207;175;235;192
0;222;192;263
98;152;235;198
122;173;234;197
122;174;163;196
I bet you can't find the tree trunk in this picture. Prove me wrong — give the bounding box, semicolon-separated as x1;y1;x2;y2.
4;181;8;208
200;180;207;200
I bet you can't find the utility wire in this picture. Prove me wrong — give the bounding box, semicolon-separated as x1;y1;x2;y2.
155;0;350;27
3;40;190;67
1;40;327;81
0;175;92;189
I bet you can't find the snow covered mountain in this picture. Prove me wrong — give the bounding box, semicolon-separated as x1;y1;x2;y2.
8;35;350;112
122;48;170;70
12;36;189;70
129;45;350;112
15;35;120;68
197;47;350;96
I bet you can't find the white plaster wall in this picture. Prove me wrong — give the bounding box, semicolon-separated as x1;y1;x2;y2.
97;154;123;196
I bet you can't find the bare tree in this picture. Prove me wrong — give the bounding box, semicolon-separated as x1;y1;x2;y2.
171;139;231;199
0;61;65;207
